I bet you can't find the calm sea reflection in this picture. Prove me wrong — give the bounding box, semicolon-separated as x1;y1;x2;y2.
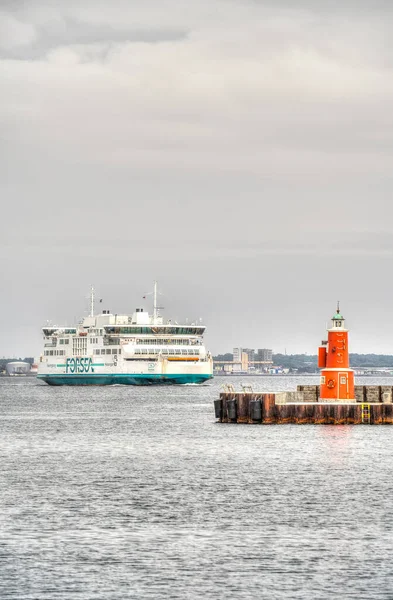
1;376;393;599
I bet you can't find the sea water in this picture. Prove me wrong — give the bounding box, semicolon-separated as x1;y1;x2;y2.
1;376;393;599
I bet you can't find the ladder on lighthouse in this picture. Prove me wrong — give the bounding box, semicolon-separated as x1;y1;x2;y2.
361;403;371;424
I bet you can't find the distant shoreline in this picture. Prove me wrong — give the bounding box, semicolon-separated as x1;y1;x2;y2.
213;372;393;377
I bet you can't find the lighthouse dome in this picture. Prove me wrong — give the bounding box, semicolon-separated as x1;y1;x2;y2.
330;305;345;329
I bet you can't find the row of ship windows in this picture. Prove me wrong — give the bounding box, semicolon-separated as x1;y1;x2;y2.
50;337;101;346
48;337;201;346
43;329;76;336
105;327;203;335
48;338;99;345
44;349;122;356
134;338;199;346
134;348;199;355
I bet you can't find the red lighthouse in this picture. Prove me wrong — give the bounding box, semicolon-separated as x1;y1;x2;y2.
318;304;355;402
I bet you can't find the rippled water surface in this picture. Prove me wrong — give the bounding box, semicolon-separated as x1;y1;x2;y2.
1;375;393;599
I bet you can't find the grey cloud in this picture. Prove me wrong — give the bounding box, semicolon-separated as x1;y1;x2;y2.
0;19;188;60
0;11;37;50
1;0;393;357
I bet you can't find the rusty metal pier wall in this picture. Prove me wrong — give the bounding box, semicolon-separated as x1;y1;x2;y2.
214;385;393;424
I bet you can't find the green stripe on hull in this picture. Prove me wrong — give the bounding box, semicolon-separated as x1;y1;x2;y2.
37;373;213;386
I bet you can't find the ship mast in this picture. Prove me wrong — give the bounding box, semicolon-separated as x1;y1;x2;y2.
90;285;95;317
153;280;158;323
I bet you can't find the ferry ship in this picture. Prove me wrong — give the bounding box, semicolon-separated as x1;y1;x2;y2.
37;283;213;386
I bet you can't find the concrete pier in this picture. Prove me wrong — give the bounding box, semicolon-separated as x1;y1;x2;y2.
214;385;393;424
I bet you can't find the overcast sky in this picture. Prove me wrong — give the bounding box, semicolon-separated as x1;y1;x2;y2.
2;0;393;358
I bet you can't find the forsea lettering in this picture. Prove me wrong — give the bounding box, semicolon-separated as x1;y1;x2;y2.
66;358;94;373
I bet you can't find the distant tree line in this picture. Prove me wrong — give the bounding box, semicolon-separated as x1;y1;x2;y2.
214;354;234;362
348;354;393;368
213;353;393;372
272;354;318;373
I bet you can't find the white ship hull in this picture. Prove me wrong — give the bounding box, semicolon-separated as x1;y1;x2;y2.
37;356;213;386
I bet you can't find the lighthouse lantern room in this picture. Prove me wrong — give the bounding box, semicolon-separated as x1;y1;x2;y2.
318;303;355;402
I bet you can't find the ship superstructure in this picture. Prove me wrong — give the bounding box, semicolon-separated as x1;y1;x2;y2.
37;283;213;385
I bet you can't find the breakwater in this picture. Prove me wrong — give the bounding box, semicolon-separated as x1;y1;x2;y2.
214;385;393;424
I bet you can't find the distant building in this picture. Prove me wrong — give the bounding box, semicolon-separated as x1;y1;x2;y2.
243;348;255;363
6;362;31;376
256;348;273;362
240;352;249;371
233;348;242;363
234;348;254;362
232;347;273;372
